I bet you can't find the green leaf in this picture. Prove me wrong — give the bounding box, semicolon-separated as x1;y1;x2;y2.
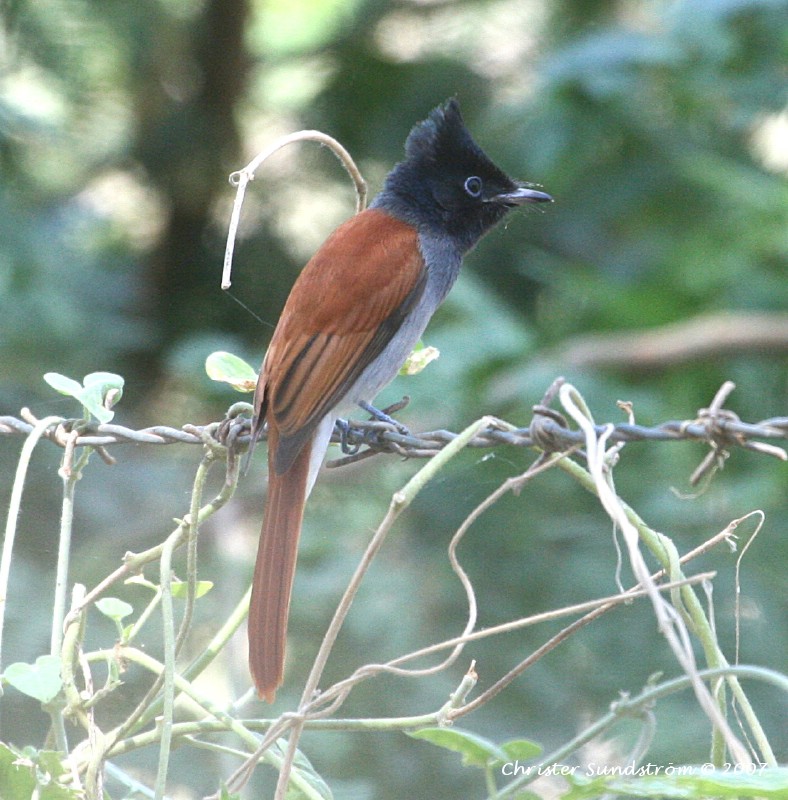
125;574;159;591
82;371;124;412
499;739;543;763
399;342;440;376
170;579;214;599
3;655;62;703
286;766;333;798
269;737;333;799
38;783;81;800
0;742;36;800
95;597;134;621
409;727;508;768
82;371;124;391
42;371;124;423
205;351;258;392
77;372;124;423
0;745;78;800
562;766;788;800
43;372;84;397
35;750;68;780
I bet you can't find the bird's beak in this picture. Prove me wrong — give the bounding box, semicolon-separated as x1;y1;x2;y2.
492;185;553;206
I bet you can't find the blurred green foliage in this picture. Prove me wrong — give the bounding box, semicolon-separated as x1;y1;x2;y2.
1;0;786;797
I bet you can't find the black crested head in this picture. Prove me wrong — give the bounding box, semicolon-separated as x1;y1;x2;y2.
374;98;551;253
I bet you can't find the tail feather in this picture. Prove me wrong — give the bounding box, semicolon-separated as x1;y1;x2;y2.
248;425;312;702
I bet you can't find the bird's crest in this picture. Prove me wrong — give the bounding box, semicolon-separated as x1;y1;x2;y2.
404;98;511;186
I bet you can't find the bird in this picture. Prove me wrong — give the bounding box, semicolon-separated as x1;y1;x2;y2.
248;98;552;701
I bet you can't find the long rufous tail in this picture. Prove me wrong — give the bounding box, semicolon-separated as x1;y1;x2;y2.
248;424;312;702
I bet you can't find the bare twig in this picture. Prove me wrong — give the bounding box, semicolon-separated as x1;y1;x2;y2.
560;382;753;766
5;381;784;795
222;130;367;289
551;311;788;369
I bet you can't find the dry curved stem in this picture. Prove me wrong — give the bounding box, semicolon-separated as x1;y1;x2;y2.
731;509;767;753
453;508;768;717
63;442;239;625
7;377;782;797
281;449;571;711
222;130;368;289
218;491;727;796
222;418;748;795
224;417;495;797
732;510;765;667
57;439;244;797
559;382;753;766
0;413;64;674
222;382;784;793
314;572;716;718
347;449;570;683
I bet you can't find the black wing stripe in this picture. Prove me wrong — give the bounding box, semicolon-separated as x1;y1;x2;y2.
273;267;428;474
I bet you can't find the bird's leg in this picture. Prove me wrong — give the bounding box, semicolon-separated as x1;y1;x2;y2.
358;400;410;435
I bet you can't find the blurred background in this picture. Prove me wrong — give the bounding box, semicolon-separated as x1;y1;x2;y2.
1;0;786;796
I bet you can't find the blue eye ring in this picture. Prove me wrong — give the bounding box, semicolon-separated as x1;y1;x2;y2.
464;176;483;198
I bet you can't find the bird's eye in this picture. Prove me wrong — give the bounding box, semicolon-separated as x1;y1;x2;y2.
464;176;483;198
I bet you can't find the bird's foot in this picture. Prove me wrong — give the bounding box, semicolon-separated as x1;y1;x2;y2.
335;417;362;455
